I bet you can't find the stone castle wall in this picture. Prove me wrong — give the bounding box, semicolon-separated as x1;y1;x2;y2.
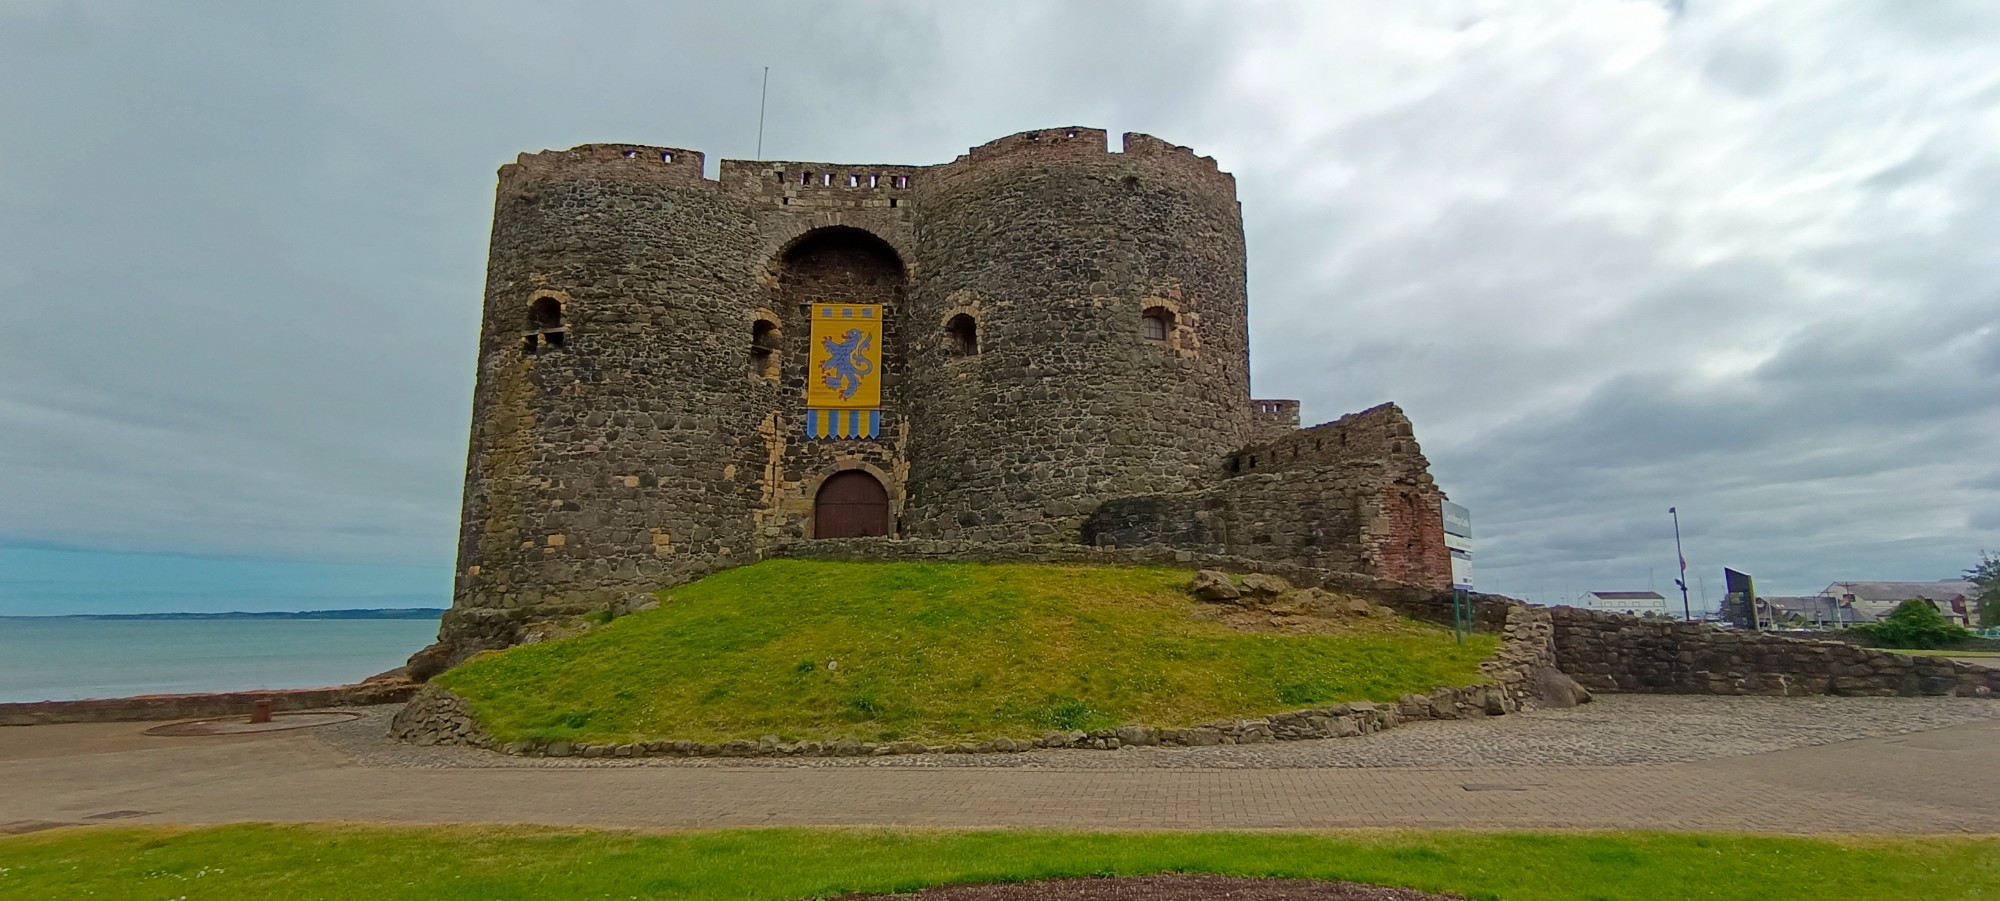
430;128;1441;666
1079;404;1451;588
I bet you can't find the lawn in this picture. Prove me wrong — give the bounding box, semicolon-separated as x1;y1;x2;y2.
1;825;1994;900
434;560;1498;745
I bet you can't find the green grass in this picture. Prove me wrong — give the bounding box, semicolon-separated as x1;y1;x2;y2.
434;560;1498;745
1888;648;2000;658
2;825;1995;900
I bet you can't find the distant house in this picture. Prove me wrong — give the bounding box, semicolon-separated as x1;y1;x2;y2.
1817;580;1981;626
1574;590;1671;617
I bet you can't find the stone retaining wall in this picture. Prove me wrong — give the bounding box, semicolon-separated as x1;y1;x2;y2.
1551;606;2000;698
0;679;417;726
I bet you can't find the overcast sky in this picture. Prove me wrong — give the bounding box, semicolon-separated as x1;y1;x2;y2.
1;0;1995;614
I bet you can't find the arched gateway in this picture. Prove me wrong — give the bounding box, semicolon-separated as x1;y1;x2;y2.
814;470;889;538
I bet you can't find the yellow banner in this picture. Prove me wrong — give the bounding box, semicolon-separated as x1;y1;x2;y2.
806;304;882;409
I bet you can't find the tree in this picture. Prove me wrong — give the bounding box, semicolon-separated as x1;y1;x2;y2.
1858;598;1973;649
1969;551;1999;631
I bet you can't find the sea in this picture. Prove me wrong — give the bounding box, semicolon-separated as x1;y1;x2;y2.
0;617;442;704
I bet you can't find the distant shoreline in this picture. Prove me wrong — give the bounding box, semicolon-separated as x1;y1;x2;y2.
0;609;445;621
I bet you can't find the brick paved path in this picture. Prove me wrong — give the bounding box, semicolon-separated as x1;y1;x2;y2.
3;700;1996;835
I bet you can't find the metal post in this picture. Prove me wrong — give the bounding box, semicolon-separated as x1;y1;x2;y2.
756;66;770;159
1670;506;1691;621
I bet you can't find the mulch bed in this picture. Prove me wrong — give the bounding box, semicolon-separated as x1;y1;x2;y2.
840;874;1467;900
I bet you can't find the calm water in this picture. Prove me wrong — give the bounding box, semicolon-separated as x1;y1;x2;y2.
0;618;441;703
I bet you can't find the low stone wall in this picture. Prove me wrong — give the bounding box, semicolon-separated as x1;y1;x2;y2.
389;685;497;749
0;679;417;726
394;581;1563;759
1551;607;2000;698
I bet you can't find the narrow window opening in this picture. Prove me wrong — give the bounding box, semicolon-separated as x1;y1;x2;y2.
1250;456;1258;469
1229;457;1241;473
782;197;790;205
945;313;978;356
869;174;879;188
776;171;786;183
1066;129;1078;138
661;151;675;163
822;172;833;186
892;175;909;189
750;318;781;380
527;296;567;353
847;174;860;187
889;198;898;208
621;149;638;159
528;296;564;331
1141;306;1173;341
801;171;811;185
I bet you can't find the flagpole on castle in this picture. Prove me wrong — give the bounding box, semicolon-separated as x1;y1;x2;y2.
1670;506;1691;621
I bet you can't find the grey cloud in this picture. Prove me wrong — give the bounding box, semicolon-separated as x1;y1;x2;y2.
2;0;1995;605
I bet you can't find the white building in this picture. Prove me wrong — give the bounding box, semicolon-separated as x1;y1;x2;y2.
1573;590;1671;617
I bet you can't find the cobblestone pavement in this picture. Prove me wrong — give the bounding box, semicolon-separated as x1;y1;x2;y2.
4;696;1998;834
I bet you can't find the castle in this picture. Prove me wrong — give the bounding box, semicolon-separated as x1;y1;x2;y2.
421;127;1450;669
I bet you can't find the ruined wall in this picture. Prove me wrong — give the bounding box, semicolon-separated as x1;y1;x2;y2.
1080;403;1451;588
901;128;1253;542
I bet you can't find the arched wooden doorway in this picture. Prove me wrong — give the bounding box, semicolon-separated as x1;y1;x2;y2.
813;470;889;538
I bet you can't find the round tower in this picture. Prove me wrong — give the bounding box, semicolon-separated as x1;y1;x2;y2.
901;128;1253;541
438;145;768;662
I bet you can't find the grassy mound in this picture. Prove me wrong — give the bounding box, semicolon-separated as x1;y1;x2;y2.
435;560;1498;745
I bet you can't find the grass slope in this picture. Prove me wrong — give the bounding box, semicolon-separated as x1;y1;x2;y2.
3;825;1994;901
436;560;1498;744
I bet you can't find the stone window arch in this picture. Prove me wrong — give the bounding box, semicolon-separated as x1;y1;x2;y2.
945;312;978;356
750;315;782;381
1141;306;1174;342
524;295;567;354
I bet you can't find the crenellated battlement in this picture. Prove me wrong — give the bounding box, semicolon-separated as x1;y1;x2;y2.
718;158;924;211
498;143;710;191
494;127;1234;203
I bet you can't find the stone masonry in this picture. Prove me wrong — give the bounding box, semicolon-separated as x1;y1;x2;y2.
422;127;1454;670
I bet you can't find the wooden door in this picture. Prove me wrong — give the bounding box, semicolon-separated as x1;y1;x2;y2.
814;471;889;538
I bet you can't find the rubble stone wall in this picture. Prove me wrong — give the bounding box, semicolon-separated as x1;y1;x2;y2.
1551;607;2000;698
1079;404;1452;588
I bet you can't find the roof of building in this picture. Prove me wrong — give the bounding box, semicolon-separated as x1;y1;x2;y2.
1819;580;1977;603
1589;591;1666;601
1757;595;1864;623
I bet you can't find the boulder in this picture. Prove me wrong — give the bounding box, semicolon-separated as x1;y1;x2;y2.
1536;668;1593;708
1189;570;1241;601
1239;573;1291;597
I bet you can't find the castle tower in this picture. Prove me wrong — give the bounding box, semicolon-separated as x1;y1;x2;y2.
445;145;772;653
426;129;1265;667
901;129;1253;540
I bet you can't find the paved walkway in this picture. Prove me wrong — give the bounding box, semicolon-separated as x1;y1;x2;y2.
3;697;1996;835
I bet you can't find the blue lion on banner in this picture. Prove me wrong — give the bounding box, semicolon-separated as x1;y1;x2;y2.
819;329;875;399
